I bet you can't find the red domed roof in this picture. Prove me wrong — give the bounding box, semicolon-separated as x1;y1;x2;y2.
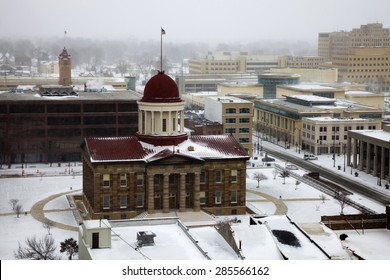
141;71;181;103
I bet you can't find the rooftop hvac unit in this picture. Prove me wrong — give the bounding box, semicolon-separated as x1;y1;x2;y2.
137;231;156;247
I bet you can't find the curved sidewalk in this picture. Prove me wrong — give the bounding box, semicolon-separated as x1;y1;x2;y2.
29;189;81;232
247;189;288;215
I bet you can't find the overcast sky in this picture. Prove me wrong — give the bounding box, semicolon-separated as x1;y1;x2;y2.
1;0;390;44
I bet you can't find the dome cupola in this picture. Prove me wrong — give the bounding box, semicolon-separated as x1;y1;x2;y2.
141;71;181;103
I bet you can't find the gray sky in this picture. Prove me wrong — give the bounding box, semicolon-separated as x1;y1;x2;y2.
1;0;390;44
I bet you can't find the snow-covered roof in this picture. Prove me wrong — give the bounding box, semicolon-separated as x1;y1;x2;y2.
349;129;390;142
257;215;331;260
85;135;249;163
287;84;338;91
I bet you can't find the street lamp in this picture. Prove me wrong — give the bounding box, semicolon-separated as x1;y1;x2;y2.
343;144;346;172
332;126;336;168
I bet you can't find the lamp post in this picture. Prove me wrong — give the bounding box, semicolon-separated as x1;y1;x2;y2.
343;144;346;172
332;126;336;168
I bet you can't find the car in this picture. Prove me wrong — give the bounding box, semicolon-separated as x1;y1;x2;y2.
262;154;275;162
286;164;298;170
304;154;318;160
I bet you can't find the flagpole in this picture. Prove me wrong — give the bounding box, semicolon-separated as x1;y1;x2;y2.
160;27;163;72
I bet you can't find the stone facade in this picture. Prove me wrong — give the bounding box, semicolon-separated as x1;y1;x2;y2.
82;154;247;219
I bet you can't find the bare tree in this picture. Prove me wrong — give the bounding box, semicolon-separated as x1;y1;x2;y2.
335;192;349;215
252;172;268;188
42;220;55;235
279;170;290;184
9;198;19;211
60;238;79;260
14;203;23;218
14;235;58;260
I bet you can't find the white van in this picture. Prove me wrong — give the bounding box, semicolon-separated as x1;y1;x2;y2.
304;154;318;160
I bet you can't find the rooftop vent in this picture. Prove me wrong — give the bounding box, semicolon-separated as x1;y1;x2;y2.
137;231;156;247
187;146;195;151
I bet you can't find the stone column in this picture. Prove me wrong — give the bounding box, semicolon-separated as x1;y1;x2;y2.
180;111;185;133
163;173;169;213
359;140;364;171
168;111;171;134
147;174;155;214
388;149;390;181
381;146;385;179
172;111;177;134
138;110;142;134
151;111;155;134
179;173;186;212
353;138;358;168
193;172;200;212
366;142;371;173
373;145;378;177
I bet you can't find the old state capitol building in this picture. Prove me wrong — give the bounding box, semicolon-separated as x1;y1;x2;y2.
81;72;249;219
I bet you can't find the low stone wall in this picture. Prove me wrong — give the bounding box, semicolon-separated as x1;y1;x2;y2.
321;213;387;230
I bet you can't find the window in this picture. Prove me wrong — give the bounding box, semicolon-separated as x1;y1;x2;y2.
239;127;250;133
103;195;110;209
169;174;176;184
120;195;127;208
231;170;237;183
136;194;144;207
239;138;249;143
215;170;222;183
103;174;110;188
120;174;127;187
239;108;250;113
215;191;222;204
225;128;236;134
226;118;236;123
154;174;161;185
200;172;206;184
185;173;192;184
199;192;206;205
239;118;250;123
162;119;167;132
225;108;236;114
231;191;237;203
136;174;144;186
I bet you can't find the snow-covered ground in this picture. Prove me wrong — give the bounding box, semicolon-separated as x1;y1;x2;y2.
0;141;390;261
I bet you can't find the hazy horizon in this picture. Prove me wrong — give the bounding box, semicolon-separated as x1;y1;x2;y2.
1;0;390;45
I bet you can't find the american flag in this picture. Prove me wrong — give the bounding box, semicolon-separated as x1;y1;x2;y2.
161;28;166;35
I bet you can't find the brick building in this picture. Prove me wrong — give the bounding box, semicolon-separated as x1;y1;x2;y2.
81;72;249;219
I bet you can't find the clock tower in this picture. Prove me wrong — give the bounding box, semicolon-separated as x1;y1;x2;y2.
58;47;72;86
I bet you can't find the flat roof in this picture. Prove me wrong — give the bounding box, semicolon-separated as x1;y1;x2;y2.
349;129;390;142
0;91;140;101
208;96;253;103
256;96;378;112
284;84;340;91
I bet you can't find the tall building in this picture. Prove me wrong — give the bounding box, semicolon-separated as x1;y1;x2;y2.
318;23;390;91
0;91;139;165
332;47;390;92
318;23;390;61
81;72;249;219
0;47;139;166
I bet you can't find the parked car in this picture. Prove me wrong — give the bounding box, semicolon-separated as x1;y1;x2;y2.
262;154;275;162
286;164;298;170
304;154;318;160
